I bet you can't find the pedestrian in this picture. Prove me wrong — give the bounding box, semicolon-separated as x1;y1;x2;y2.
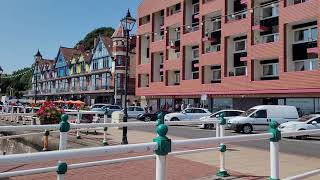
187;104;191;109
181;103;185;111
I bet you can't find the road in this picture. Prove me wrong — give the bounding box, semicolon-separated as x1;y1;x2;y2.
130;124;320;158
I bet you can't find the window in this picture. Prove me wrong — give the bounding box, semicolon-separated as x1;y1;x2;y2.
293;0;308;5
73;65;77;74
81;62;85;72
93;60;99;70
262;63;278;77
225;111;242;117
213;69;221;81
135;107;144;111
128;107;135;111
192;3;200;15
193;109;206;113
254;110;267;118
192;48;199;59
261;4;279;19
174;72;180;83
234;40;247;52
103;57;108;68
294;27;318;43
184;109;193;113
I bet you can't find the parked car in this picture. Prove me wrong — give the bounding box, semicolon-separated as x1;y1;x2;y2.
125;106;146;119
164;108;211;121
228;105;299;134
200;109;244;129
90;104;110;111
103;105;122;117
138;110;170;122
278;114;320;139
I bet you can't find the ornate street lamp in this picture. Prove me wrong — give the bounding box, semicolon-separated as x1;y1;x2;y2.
120;9;136;144
0;66;3;94
34;50;42;104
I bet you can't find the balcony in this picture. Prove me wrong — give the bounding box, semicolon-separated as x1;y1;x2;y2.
229;66;247;76
167;40;180;50
204;44;220;54
227;11;247;22
252;25;269;32
294;59;318;71
258;33;279;44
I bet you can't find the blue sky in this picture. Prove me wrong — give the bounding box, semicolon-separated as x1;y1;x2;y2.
0;0;141;73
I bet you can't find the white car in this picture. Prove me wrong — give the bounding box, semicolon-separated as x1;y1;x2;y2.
278;114;320;139
90;104;110;111
126;106;145;119
200;110;244;129
164;108;211;121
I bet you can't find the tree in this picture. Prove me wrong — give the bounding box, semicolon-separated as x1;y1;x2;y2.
77;27;115;50
0;67;32;98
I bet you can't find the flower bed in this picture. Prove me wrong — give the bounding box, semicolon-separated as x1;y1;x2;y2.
36;102;64;124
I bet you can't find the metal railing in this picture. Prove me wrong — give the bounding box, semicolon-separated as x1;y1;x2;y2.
294;59;318;71
0;117;319;180
0;110;319;180
229;66;247;76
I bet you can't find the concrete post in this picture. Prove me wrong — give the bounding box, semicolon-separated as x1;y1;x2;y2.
57;114;70;180
269;121;281;180
102;113;108;146
10;106;14;122
153;122;171;180
76;111;81;139
216;114;229;177
23;107;26;125
16;107;20;123
43;130;49;151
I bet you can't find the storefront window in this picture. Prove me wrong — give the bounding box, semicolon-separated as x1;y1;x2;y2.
286;98;314;116
212;98;233;112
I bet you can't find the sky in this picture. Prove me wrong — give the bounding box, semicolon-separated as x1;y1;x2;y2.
0;0;141;74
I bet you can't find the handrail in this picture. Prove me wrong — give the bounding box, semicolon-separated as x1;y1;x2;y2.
283;169;320;180
172;133;272;147
0;142;158;165
0;147;220;178
0;120;219;132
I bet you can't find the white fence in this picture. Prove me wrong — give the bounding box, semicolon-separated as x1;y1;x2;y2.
0;107;320;180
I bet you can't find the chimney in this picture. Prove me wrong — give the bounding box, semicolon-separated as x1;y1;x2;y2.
93;37;98;48
76;44;85;52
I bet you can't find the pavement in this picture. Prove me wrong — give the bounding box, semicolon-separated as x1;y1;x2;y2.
0;120;319;179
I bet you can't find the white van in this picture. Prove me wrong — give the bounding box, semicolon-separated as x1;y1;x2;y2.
227;105;299;134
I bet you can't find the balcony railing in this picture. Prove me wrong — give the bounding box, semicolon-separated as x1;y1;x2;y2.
256;33;280;44
294;59;318;71
227;11;247;22
290;0;309;5
205;44;221;54
229;66;247;76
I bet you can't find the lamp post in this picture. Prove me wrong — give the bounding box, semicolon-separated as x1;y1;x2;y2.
34;50;42;104
120;9;136;144
0;66;3;95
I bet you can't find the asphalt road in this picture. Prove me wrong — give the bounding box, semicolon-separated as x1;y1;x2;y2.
130;125;320;158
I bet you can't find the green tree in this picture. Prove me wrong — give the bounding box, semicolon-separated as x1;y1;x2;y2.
0;67;32;97
77;27;115;50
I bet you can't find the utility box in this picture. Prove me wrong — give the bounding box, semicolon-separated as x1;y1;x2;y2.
111;111;124;129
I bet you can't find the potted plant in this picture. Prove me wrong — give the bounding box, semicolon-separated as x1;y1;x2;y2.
36;102;64;125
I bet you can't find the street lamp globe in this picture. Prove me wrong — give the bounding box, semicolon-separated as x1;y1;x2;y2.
121;9;136;32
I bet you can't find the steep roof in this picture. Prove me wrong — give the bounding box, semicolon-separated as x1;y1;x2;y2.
59;47;84;64
111;24;124;38
101;36;113;54
82;51;92;63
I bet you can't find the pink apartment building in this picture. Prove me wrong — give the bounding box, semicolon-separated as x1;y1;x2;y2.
136;0;320;115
